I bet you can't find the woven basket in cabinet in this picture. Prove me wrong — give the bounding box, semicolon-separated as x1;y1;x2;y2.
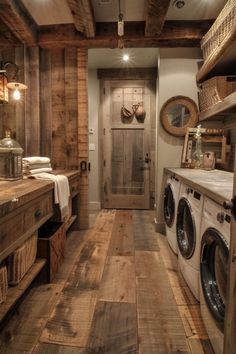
7;233;37;285
0;265;8;304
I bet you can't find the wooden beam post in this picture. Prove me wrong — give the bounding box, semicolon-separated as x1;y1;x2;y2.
67;0;95;38
77;48;89;230
145;0;171;37
0;0;37;45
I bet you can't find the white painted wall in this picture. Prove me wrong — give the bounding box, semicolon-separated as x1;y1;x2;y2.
88;69;101;210
155;48;202;232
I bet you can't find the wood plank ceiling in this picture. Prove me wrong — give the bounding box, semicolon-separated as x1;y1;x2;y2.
0;0;218;49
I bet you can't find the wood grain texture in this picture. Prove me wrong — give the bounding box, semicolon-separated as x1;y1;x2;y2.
133;210;159;251
87;301;137;353
136;251;190;354
67;0;95;38
40;217;113;346
38;21;213;48
145;0;171;37
0;282;63;353
98;256;136;303
108;217;134;256
77;48;89;229
0;0;37;45
34;343;85;354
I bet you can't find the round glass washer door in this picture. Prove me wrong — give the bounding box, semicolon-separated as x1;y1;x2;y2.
176;197;196;259
200;227;229;332
164;183;175;227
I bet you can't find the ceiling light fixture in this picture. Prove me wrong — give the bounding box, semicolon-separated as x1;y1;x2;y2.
123;54;129;62
173;0;185;9
118;0;124;37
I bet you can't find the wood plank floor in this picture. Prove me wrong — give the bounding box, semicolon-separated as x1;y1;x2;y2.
0;210;214;354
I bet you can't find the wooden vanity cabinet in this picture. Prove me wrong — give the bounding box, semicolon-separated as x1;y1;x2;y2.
0;170;79;323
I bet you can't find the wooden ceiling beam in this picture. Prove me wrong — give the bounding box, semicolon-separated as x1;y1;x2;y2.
66;0;95;38
145;0;171;37
0;0;37;45
0;21;21;46
38;20;213;49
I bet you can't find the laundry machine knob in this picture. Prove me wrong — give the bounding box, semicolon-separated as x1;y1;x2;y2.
217;212;225;224
186;187;191;194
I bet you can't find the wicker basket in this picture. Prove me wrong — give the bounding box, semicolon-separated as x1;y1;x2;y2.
7;233;37;285
198;76;236;112
0;265;8;304
201;0;236;62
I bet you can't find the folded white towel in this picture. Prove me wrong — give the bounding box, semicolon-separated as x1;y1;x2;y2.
29;173;70;221
23;156;51;164
24;167;53;175
23;163;51;171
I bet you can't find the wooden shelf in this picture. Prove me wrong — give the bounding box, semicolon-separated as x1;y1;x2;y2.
65;215;77;231
0;259;46;323
199;92;236;121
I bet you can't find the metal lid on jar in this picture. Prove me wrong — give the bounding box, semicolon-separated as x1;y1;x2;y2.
0;130;23;153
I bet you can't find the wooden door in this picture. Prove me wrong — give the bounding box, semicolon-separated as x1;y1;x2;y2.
224;154;236;354
102;80;151;209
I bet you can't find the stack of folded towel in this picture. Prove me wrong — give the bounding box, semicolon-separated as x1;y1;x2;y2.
23;156;52;175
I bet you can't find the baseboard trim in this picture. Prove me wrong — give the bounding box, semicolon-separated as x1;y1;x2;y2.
154;219;166;235
89;202;101;211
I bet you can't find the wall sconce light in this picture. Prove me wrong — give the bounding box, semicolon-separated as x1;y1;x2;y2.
0;63;9;104
7;82;27;101
0;60;27;103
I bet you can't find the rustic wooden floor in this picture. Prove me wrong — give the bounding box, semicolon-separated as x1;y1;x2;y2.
0;210;214;354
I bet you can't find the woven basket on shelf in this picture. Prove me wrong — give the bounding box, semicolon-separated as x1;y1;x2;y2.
7;233;37;285
0;265;8;304
198;75;236;112
201;0;236;62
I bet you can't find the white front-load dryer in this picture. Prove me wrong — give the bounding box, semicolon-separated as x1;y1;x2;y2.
200;197;231;354
163;174;181;254
176;182;204;301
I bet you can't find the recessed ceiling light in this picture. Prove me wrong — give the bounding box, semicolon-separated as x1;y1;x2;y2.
173;0;185;9
123;54;129;62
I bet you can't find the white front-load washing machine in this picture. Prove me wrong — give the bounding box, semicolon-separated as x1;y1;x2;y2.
200;197;231;354
176;182;204;301
163;174;181;254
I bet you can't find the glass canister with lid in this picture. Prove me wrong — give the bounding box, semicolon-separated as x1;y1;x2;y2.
0;130;23;180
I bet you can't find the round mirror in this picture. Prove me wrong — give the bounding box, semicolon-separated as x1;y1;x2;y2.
160;96;198;136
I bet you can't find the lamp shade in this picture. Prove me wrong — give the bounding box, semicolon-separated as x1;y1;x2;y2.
0;74;8;103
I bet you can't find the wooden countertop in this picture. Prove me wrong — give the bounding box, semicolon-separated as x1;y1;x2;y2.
0;170;79;218
165;168;233;205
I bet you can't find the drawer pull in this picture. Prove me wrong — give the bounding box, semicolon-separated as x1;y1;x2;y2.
34;209;42;218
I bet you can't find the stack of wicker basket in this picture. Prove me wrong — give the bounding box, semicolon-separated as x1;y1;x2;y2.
198;76;236;112
200;0;236;63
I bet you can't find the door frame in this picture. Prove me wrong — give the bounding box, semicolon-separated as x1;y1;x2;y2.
98;68;157;210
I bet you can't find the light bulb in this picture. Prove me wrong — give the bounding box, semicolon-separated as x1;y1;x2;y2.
13;88;21;100
123;54;129;62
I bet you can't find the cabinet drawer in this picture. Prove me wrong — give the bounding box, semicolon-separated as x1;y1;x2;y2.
23;192;53;233
0;191;53;260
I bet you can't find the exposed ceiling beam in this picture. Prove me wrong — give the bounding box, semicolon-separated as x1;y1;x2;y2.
0;21;21;46
0;0;37;45
145;0;171;37
66;0;95;38
38;20;213;49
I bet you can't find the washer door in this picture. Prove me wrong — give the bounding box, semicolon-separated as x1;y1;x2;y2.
164;183;175;227
200;227;229;332
176;197;195;259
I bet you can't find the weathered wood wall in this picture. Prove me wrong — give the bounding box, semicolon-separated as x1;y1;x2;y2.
0;46;89;230
40;47;89;229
